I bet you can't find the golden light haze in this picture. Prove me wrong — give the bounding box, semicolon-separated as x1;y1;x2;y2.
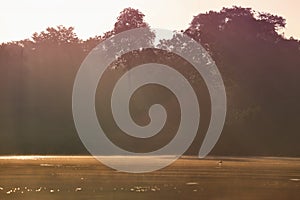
0;0;299;43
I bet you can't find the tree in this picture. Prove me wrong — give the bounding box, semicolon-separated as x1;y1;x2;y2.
185;6;300;156
113;7;148;34
32;25;80;46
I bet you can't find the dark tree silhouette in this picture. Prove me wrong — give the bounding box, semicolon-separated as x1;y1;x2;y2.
185;6;300;156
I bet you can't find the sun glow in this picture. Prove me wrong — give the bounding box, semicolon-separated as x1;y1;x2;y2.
0;0;299;43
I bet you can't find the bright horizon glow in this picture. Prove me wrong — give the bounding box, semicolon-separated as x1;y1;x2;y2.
0;0;299;43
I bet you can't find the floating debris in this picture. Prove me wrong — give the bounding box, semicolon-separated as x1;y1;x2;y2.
186;182;199;186
0;187;3;190
40;164;54;167
218;160;223;167
75;187;82;192
129;185;160;192
289;178;300;182
50;189;54;193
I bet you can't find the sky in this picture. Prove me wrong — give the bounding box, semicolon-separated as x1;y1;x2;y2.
0;0;299;43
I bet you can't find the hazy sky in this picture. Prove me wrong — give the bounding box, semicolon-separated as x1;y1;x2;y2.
0;0;299;43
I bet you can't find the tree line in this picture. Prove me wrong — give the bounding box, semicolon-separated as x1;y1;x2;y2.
0;7;299;156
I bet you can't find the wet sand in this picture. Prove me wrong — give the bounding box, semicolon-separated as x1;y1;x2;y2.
0;156;299;199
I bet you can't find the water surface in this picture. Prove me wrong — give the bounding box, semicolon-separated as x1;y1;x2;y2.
0;156;299;199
